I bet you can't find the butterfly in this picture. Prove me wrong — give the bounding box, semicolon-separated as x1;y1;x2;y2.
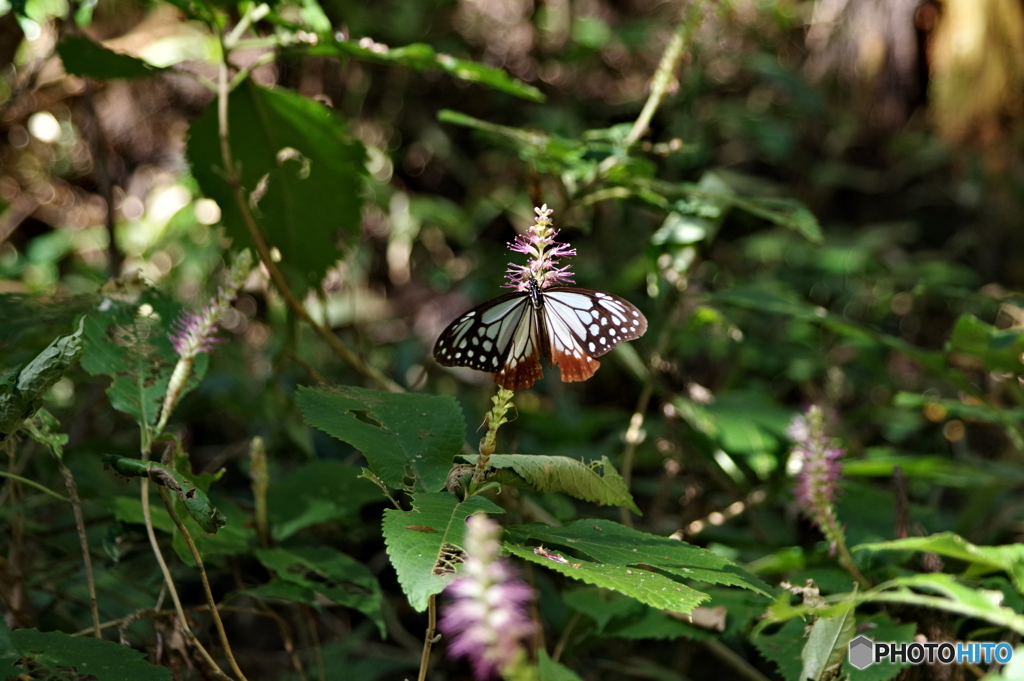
434;278;647;390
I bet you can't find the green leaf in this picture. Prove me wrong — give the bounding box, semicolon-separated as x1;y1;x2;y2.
381;492;503;611
102;456;226;533
9;629;172;681
252;547;385;637
461;454;640;514
799;606;855;681
948;313;1024;374
855;532;1024;593
0;319;84;440
753;618;805;681
57;36;161;79
537;649;585;681
505;543;710;613
563;588;710;640
187;81;366;296
268;459;383;540
80;288;200;428
0;618;22;676
297;386;464;492
312;40;544;102
504;520;771;597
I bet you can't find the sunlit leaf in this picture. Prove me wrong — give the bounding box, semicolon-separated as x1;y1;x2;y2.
382;492;503;611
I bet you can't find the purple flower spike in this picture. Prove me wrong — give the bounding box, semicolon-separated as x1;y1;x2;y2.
504;204;576;291
157;250;253;433
788;405;845;539
441;514;535;679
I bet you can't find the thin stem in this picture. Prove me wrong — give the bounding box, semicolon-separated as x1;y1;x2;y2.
55;459;101;637
138;477;228;678
214;23;402;393
80;79;121;277
551;611;582;663
700;640;772;681
0;470;68;502
157;486;249;681
624;0;704;148
417;594;440;681
619;295;685;527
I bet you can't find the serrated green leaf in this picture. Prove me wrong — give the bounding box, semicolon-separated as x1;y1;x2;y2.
253;547;385;636
563;587;711;640
297;386;464;492
187;81;366;296
799;606;855;681
58;36;160;79
503;520;771;597
382;492;503;611
537;649;585;681
10;629;171;681
462;454;640;514
0;618;22;676
505;543;709;612
268;459;383;540
753;618;805;681
311;40;544;102
856;532;1024;594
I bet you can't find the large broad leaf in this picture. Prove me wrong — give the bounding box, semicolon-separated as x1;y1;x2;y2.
504;520;771;598
562;587;711;640
856;532;1024;593
297;386;464;493
187;80;366;296
249;547;385;637
57;36;161;79
382;492;503;611
0;320;84;440
460;454;640;514
80;287;204;428
268;459;383;540
9;629;171;681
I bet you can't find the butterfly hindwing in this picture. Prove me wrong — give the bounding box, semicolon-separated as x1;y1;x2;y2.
542;287;647;383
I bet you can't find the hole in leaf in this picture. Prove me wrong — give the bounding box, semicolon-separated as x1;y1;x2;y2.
349;409;383;428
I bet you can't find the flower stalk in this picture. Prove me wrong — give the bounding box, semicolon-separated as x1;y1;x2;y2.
788;405;870;588
473;388;515;488
505;205;575;291
156;250;253;434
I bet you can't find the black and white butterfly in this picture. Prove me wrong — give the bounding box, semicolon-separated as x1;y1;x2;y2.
434;278;647;390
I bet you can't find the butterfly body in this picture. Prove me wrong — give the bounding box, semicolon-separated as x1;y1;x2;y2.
434;279;647;390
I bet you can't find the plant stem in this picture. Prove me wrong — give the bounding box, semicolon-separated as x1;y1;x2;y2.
214;21;402;394
55;460;100;637
472;388;515;488
157;485;249;681
417;594;440;681
624;0;704;148
0;470;67;501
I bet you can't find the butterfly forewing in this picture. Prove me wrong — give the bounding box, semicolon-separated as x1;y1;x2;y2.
433;283;647;390
433;292;531;372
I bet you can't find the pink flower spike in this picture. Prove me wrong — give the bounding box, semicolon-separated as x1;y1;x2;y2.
503;204;576;290
440;514;535;679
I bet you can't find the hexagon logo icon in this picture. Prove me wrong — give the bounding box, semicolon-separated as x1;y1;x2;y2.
848;635;875;670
